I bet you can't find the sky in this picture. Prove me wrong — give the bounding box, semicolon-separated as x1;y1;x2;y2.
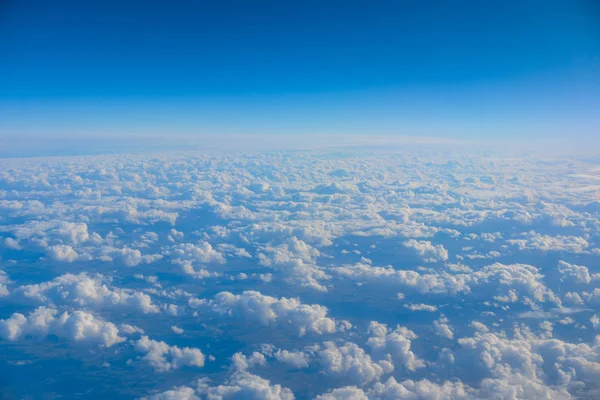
1;0;599;144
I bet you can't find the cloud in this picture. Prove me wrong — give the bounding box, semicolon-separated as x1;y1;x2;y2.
0;270;10;297
273;349;310;369
48;244;79;262
193;372;294;399
318;341;394;386
403;240;449;263
557;261;594;284
202;290;341;336
404;303;437;312
3;237;21;250
0;306;125;347
367;321;425;371
258;237;330;292
433;315;454;340
134;336;205;372
18;273;160;314
507;231;589;254
231;351;267;371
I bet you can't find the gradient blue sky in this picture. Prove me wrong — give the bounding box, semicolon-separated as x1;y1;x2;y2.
1;0;599;141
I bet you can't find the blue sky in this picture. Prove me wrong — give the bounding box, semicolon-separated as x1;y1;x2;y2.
1;1;599;140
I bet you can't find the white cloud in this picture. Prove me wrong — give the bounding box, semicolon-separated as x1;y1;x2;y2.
204;290;340;336
48;244;79;262
3;237;21;250
195;372;295;399
134;336;205;372
0;306;125;347
318;340;394;386
274;349;310;369
231;351;267;371
367;321;425;371
404;303;437;312
557;261;592;284
507;231;589;254
433;315;454;340
0;270;10;297
403;240;449;263
18;273;160;314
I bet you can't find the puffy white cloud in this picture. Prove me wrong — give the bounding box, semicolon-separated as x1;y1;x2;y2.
433;315;454;340
0;306;124;347
403;240;449;262
169;242;226;265
3;237;21;250
0;270;10;297
316;378;471;400
315;386;368;400
507;231;589;254
48;244;79;262
318;341;394;386
404;303;437;312
205;290;339;336
456;327;600;396
195;372;295;399
18;273;160;314
557;261;592;284
331;262;470;295
134;336;205;372
143;386;198;400
273;349;310;369
368;377;470;399
231;351;267;371
258;237;330;292
367;321;425;371
171;326;184;334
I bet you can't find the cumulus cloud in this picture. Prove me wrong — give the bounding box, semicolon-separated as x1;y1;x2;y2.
318;340;394;386
48;244;79;262
403;240;449;263
0;306;124;347
507;231;589;254
134;336;205;372
18;273;160;314
258;237;330;292
0;270;10;297
273;349;310;369
433;315;454;340
367;321;425;371
202;290;340;336
147;372;295;400
231;351;267;371
557;260;593;284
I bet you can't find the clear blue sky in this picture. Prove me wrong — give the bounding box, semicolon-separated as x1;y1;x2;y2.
1;0;599;140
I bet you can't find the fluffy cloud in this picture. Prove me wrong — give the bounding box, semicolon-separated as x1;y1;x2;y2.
367;322;425;371
318;341;394;386
203;290;340;336
148;372;295;400
403;240;449;263
258;237;330;292
273;349;310;369
0;270;10;297
134;336;205;372
18;273;160;314
507;231;589;254
48;244;79;262
557;261;594;284
433;315;454;340
0;306;124;347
